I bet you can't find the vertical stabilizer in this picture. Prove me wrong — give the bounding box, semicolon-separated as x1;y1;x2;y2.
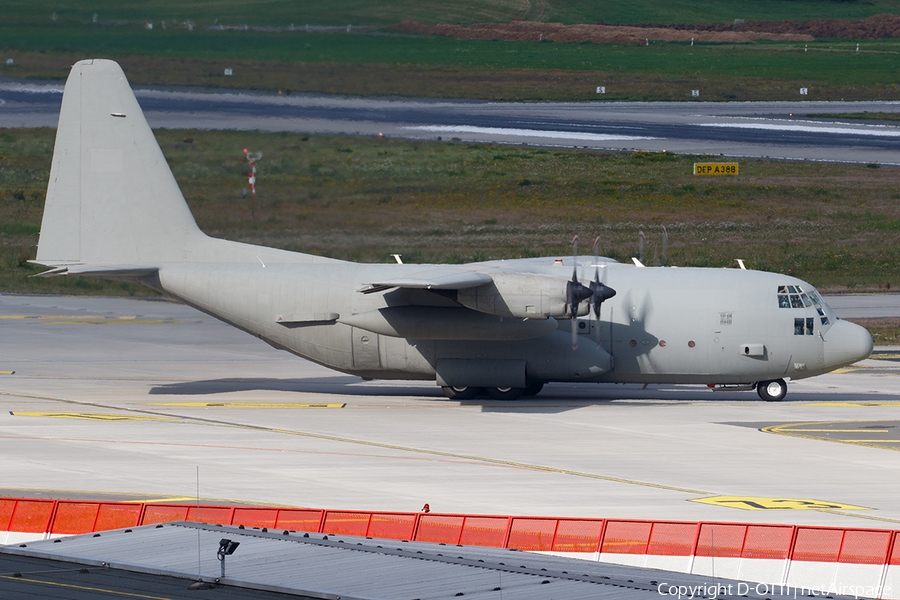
35;59;205;266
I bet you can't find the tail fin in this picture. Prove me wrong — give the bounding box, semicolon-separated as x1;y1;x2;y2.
35;59;204;268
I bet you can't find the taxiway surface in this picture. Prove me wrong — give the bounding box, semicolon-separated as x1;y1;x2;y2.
1;293;898;529
2;78;899;163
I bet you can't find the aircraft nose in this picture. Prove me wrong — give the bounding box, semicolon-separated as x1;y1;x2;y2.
824;319;873;369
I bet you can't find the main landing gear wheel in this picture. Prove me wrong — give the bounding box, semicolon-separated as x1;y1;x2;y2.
487;387;525;401
442;386;481;400
756;378;787;402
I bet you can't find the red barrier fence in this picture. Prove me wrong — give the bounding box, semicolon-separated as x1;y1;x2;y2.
1;497;898;566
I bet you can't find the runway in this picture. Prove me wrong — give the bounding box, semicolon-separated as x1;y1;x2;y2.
1;293;898;529
2;78;899;163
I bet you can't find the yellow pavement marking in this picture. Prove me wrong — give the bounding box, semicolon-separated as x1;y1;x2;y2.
0;371;14;375
144;402;345;408
691;496;870;511
778;428;889;432
761;420;900;451
871;352;900;359
11;412;176;422
829;368;855;374
0;575;176;600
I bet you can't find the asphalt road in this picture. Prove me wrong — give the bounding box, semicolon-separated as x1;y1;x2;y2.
2;78;899;163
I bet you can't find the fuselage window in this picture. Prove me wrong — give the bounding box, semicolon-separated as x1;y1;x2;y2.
794;318;804;335
778;295;790;308
788;285;798;293
794;317;815;335
790;295;803;308
778;285;787;293
806;317;814;335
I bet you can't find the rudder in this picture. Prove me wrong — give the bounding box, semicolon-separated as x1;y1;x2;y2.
35;59;204;267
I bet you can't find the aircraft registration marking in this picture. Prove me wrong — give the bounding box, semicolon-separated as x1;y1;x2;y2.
691;496;870;511
11;412;176;422
144;402;345;408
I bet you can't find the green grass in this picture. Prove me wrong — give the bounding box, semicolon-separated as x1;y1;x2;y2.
5;0;900;26
3;128;900;295
4;30;900;101
3;26;900;84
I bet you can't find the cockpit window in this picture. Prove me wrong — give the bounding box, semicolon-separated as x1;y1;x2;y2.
777;285;828;322
794;317;815;335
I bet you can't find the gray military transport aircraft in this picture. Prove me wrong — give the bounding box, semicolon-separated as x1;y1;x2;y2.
31;60;873;401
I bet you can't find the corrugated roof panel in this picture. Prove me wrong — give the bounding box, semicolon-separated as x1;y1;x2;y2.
0;522;849;600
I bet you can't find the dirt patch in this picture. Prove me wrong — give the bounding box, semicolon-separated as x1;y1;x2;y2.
390;20;814;45
391;13;900;44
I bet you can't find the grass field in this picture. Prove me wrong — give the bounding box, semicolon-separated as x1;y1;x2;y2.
3;127;900;290
7;0;900;27
4;32;900;102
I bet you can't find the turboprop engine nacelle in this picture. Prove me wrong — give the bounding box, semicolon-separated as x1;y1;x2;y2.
457;273;588;319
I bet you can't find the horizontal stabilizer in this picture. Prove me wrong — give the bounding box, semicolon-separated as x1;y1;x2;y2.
29;261;158;279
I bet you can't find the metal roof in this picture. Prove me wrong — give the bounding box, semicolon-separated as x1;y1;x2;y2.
1;522;858;600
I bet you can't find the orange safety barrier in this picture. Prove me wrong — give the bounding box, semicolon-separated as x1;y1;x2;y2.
647;522;698;556
185;506;233;525
838;529;891;564
507;517;558;552
51;502;102;535
275;509;324;532
2;495;900;580
415;514;465;544
459;516;509;548
791;527;844;562
602;520;653;554
742;524;793;560
323;511;371;536
231;507;279;529
695;523;745;558
140;504;190;525
0;498;20;531
367;513;416;540
553;519;604;553
7;499;54;533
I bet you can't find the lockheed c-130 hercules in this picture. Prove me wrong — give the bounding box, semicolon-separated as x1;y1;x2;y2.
31;60;873;401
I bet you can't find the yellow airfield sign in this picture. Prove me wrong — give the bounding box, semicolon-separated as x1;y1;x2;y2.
694;162;738;175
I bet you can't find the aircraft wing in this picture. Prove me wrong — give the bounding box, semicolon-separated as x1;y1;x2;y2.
359;268;493;294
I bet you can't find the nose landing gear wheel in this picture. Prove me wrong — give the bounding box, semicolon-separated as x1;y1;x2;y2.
756;378;787;402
